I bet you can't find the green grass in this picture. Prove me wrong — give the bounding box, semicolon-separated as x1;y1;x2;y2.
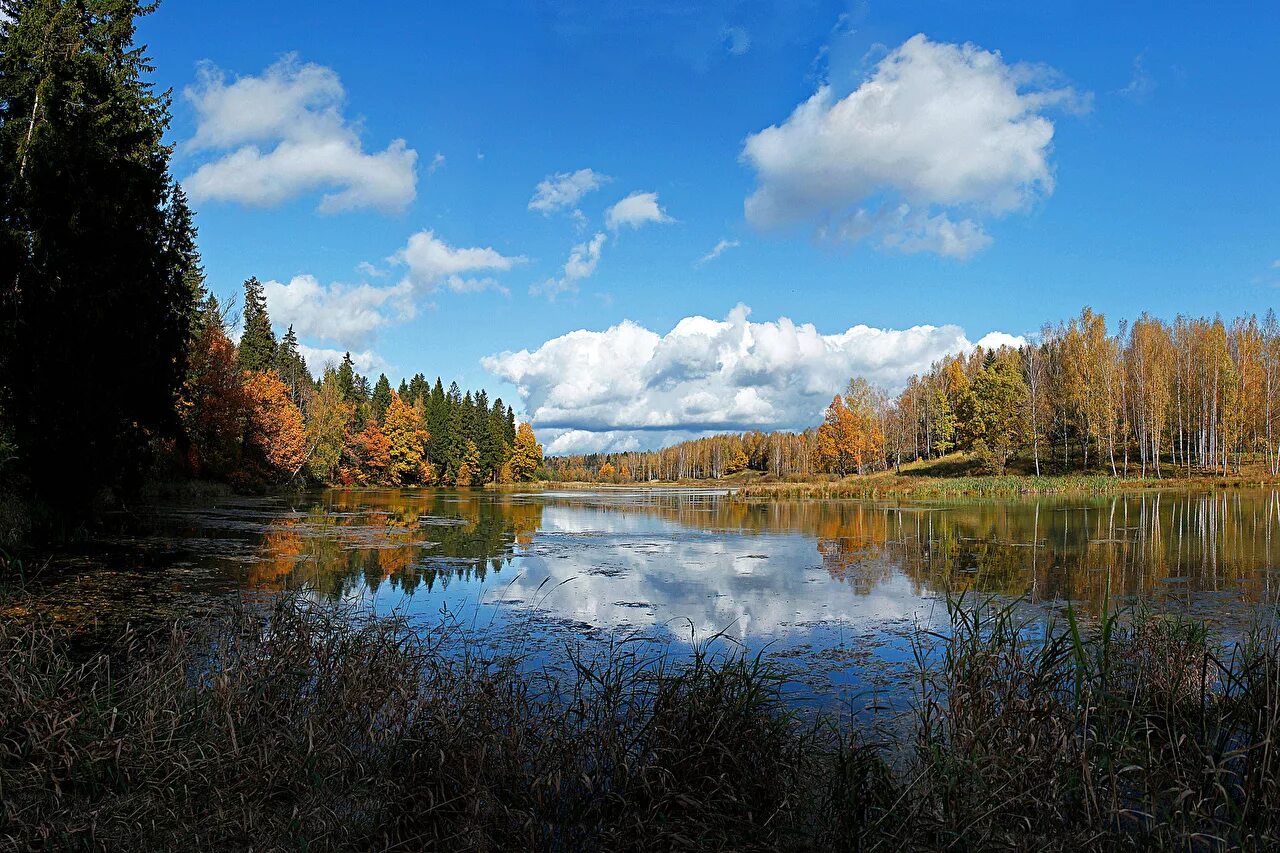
737;473;1126;499
1;591;1278;850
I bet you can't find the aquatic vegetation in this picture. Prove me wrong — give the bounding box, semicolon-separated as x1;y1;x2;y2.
2;592;1279;851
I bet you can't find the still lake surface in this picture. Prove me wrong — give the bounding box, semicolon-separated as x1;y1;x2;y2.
29;487;1280;702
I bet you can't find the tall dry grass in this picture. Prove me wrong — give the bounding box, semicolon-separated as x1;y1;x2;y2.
1;584;1278;851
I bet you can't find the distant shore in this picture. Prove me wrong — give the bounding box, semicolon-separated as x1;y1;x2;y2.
522;452;1280;500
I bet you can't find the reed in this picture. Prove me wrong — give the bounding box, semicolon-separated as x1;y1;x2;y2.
1;590;1277;851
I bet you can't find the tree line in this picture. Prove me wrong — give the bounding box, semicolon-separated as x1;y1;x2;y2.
549;307;1280;482
183;277;545;490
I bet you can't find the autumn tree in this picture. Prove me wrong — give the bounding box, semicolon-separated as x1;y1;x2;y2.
345;420;391;485
306;368;353;483
383;393;433;485
181;297;247;478
455;439;481;487
509;422;543;481
242;372;307;484
816;379;885;475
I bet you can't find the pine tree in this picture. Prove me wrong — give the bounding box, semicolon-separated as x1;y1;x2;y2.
237;277;277;374
371;374;393;423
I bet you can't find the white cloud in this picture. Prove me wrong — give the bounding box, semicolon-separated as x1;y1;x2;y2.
427;152;446;173
1271;259;1280;269
1116;52;1155;102
532;232;607;300
182;54;417;213
392;229;524;291
529;168;611;215
742;34;1087;256
262;275;414;349
296;344;387;375
260;229;519;357
482;304;1024;451
605;191;674;231
697;238;740;265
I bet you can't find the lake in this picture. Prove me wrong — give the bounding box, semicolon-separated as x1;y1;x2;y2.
22;486;1280;703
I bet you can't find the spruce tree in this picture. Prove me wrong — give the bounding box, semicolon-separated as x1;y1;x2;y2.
237;277;277;373
336;352;357;402
1;0;199;514
371;374;393;423
275;325;310;406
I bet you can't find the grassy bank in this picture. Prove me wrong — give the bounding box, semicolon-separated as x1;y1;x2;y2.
2;588;1279;851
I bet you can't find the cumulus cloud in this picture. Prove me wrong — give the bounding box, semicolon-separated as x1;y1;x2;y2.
696;238;740;265
529;168;611;216
262;275;414;349
532;232;607;300
483;304;1024;451
391;229;524;294
605;191;674;231
741;34;1087;256
182;54;417;213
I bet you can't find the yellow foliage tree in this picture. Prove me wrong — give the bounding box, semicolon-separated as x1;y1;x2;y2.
508;422;543;481
816;379;884;476
455;439;481;487
598;461;617;482
383;393;433;485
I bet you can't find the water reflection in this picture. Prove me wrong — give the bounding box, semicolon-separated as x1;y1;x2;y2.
29;488;1280;648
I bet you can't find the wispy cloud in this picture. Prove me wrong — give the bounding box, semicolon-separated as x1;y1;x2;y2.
696;239;740;265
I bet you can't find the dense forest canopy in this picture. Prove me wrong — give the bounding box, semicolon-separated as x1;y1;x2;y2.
547;307;1280;482
1;0;199;517
182;277;543;490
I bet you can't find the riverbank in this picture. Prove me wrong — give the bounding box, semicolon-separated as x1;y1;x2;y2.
528;452;1280;500
3;583;1277;851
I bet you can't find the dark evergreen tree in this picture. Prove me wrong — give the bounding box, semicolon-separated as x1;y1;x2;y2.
407;373;429;407
371;374;393;423
487;398;508;481
336;352;357;402
397;378;409;398
506;405;517;447
426;378;446;463
237;277;277;373
0;0;199;516
275;325;310;406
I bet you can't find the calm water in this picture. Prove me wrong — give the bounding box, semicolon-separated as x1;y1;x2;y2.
23;487;1280;700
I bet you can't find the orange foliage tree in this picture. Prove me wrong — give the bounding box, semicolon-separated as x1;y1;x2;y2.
816;379;884;475
180;309;248;478
243;371;308;483
344;419;391;485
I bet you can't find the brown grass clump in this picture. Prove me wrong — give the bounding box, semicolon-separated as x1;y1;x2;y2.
1;588;1278;851
0;597;831;851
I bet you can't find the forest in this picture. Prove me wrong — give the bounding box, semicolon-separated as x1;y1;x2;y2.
184;276;544;492
546;307;1280;483
0;1;540;545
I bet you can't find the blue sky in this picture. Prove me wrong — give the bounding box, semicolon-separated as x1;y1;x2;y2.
141;1;1280;453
